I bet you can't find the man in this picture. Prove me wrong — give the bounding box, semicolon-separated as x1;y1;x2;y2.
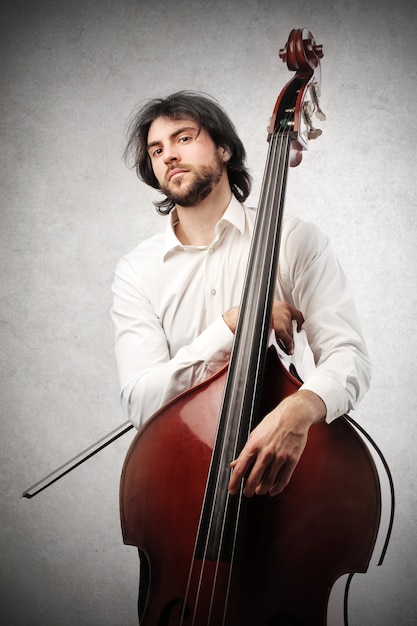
111;90;371;499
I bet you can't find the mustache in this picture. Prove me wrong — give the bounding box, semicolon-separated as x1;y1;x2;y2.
166;164;192;180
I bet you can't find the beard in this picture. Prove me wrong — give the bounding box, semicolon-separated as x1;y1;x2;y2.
160;154;224;208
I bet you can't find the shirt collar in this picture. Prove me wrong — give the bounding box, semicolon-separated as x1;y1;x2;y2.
216;195;246;234
162;195;246;259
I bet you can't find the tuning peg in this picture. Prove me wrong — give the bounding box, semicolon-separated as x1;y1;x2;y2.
310;81;326;121
279;46;287;64
303;101;322;140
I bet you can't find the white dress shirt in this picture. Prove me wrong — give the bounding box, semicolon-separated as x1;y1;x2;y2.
111;196;371;429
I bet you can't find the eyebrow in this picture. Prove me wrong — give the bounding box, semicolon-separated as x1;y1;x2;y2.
147;124;200;151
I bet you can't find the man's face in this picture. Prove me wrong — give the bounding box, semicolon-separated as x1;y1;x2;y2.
147;116;228;207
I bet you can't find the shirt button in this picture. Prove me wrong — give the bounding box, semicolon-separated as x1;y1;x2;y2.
209;248;214;255
211;289;216;296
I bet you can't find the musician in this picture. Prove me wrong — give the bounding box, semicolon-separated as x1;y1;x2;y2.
111;90;371;499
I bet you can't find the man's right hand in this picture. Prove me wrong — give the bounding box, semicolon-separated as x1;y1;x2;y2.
223;300;304;355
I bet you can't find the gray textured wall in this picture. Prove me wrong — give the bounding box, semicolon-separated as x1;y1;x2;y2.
1;0;416;624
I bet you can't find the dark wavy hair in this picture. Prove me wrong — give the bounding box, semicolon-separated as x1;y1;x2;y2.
124;91;252;214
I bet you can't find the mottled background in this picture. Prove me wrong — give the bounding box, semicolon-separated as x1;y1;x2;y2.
1;0;416;624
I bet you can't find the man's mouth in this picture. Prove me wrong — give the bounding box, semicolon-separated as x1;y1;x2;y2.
168;168;188;181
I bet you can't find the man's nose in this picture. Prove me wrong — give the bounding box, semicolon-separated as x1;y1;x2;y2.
163;144;180;164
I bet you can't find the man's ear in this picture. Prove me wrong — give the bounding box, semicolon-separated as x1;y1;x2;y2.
220;145;232;163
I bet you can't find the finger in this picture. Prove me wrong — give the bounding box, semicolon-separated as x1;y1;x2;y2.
248;443;299;497
268;462;297;496
241;451;280;497
228;453;255;495
253;459;284;496
248;453;289;496
276;330;294;355
272;305;304;352
287;305;305;331
274;317;296;353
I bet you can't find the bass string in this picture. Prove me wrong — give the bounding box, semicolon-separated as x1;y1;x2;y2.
181;126;292;626
219;129;292;625
212;127;292;626
218;128;293;626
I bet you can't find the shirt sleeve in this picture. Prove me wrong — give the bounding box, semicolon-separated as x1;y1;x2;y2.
111;257;234;428
280;219;372;422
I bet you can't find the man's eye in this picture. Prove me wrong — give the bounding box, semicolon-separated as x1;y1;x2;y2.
179;135;192;143
151;147;162;157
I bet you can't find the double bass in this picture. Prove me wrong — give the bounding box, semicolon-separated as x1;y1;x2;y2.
118;28;394;625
